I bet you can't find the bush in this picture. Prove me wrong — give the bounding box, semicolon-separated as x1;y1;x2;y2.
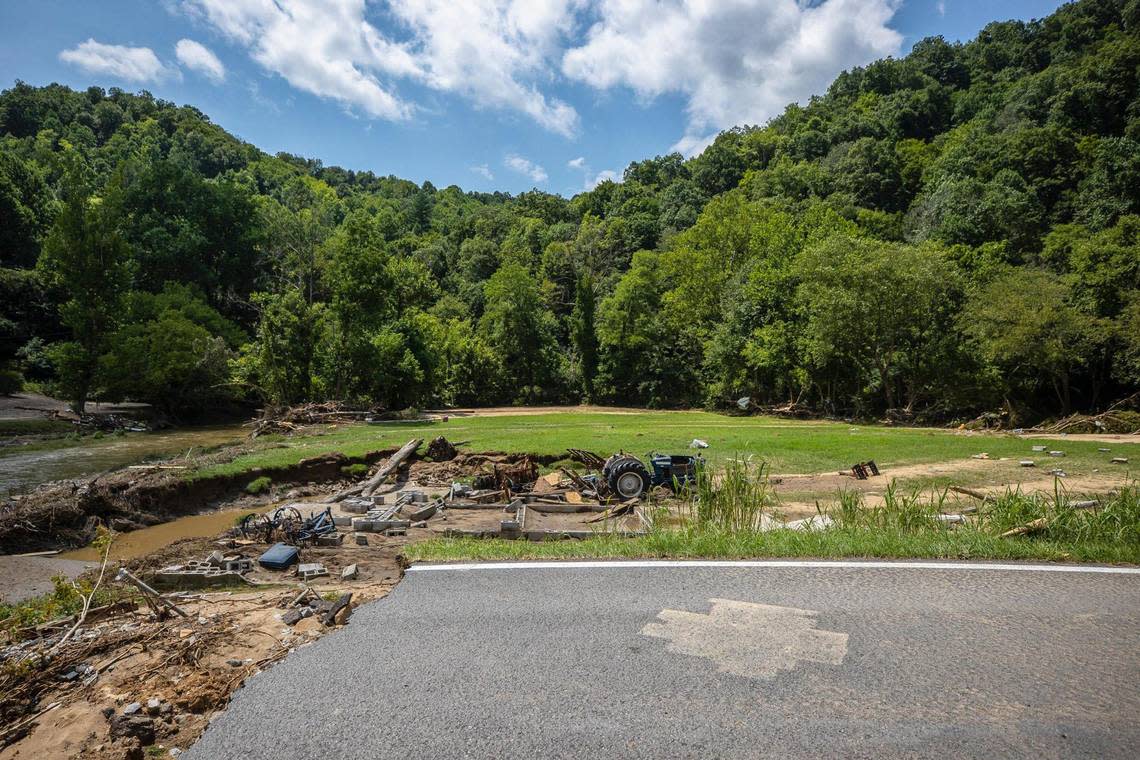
245;476;272;495
341;463;368;477
0;369;23;395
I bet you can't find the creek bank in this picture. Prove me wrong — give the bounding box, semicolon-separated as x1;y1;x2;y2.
0;449;396;555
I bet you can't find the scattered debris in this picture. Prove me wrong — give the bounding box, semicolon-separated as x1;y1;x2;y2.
296;563;328;581
689;438;709;449
258;543;299;570
843;460;880;480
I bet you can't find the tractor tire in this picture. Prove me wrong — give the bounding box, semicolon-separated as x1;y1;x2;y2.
606;458;651;499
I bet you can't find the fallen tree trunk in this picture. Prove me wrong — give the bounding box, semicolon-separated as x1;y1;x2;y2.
325;438;421;502
361;438;421;496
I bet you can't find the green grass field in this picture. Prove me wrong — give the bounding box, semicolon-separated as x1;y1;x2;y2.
194;410;1125;481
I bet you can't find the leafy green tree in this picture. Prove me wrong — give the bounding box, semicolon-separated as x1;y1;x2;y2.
794;236;965;412
243;290;322;405
0;150;52;267
36;157;130;413
100;286;240;414
570;273;598;401
479;261;558;401
962;268;1112;414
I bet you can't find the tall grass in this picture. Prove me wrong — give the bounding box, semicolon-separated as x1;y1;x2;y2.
410;473;1140;564
684;457;776;531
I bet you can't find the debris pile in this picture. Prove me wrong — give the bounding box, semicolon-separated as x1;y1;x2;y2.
247;401;385;438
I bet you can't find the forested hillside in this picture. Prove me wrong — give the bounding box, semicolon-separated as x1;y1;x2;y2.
1;0;1138;422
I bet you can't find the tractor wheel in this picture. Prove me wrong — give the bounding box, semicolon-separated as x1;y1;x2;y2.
607;458;651;499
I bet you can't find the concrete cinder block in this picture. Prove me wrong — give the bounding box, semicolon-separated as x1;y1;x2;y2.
355;533;368;546
351;518;374;532
341;564;358;580
297;563;328;581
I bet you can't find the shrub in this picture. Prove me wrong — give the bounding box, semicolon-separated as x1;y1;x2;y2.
341;463;368;477
0;369;23;395
245;476;272;495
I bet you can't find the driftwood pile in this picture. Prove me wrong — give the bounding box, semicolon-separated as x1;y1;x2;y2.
247;402;383;438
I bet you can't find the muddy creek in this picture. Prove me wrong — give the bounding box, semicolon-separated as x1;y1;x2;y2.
60;507;263;561
0;424;247;494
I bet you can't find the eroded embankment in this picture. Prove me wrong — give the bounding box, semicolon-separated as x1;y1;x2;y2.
0;446;562;555
0;449;395;554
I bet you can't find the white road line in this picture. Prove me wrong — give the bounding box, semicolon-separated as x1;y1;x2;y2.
407;559;1140;575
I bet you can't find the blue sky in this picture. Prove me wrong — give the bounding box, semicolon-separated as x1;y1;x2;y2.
0;1;1065;196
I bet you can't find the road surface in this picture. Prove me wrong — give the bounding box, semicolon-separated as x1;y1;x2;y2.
188;560;1140;759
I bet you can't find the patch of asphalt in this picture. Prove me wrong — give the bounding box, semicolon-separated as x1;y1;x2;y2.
188;561;1140;759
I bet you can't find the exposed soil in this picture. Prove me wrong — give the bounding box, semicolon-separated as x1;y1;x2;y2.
0;530;406;760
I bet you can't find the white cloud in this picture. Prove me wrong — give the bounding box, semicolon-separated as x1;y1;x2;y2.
567;155;618;190
181;0;579;134
585;168;618;189
181;0;411;119
175;0;904;151
562;0;903;154
937;1;946;17
470;163;495;180
175;39;226;82
385;0;580;136
504;154;548;183
59;39;173;83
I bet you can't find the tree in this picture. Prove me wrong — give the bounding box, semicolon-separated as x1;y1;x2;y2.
479;261;558;402
961;268;1112;414
794;236;965;412
243;290;322;405
36;157;130;413
100;285;242;414
570;273;598;401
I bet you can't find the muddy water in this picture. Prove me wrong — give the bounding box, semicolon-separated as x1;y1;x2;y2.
0;424;248;494
60;507;264;561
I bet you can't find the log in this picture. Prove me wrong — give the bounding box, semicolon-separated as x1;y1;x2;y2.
114;568;188;618
950;486;989;501
361;438;422;496
324;438;421;503
1000;517;1049;538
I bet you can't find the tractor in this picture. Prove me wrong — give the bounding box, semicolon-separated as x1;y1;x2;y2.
601;452;704;499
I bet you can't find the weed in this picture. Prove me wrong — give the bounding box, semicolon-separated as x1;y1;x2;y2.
341;463;368;477
687;456;775;531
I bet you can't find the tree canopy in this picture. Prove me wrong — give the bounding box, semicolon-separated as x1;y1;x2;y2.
1;0;1137;423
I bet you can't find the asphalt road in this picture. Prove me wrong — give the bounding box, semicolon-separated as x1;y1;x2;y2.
188;560;1140;759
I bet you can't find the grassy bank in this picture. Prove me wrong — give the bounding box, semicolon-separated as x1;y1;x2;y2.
407;478;1140;565
406;529;1140;565
191;410;1123;480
